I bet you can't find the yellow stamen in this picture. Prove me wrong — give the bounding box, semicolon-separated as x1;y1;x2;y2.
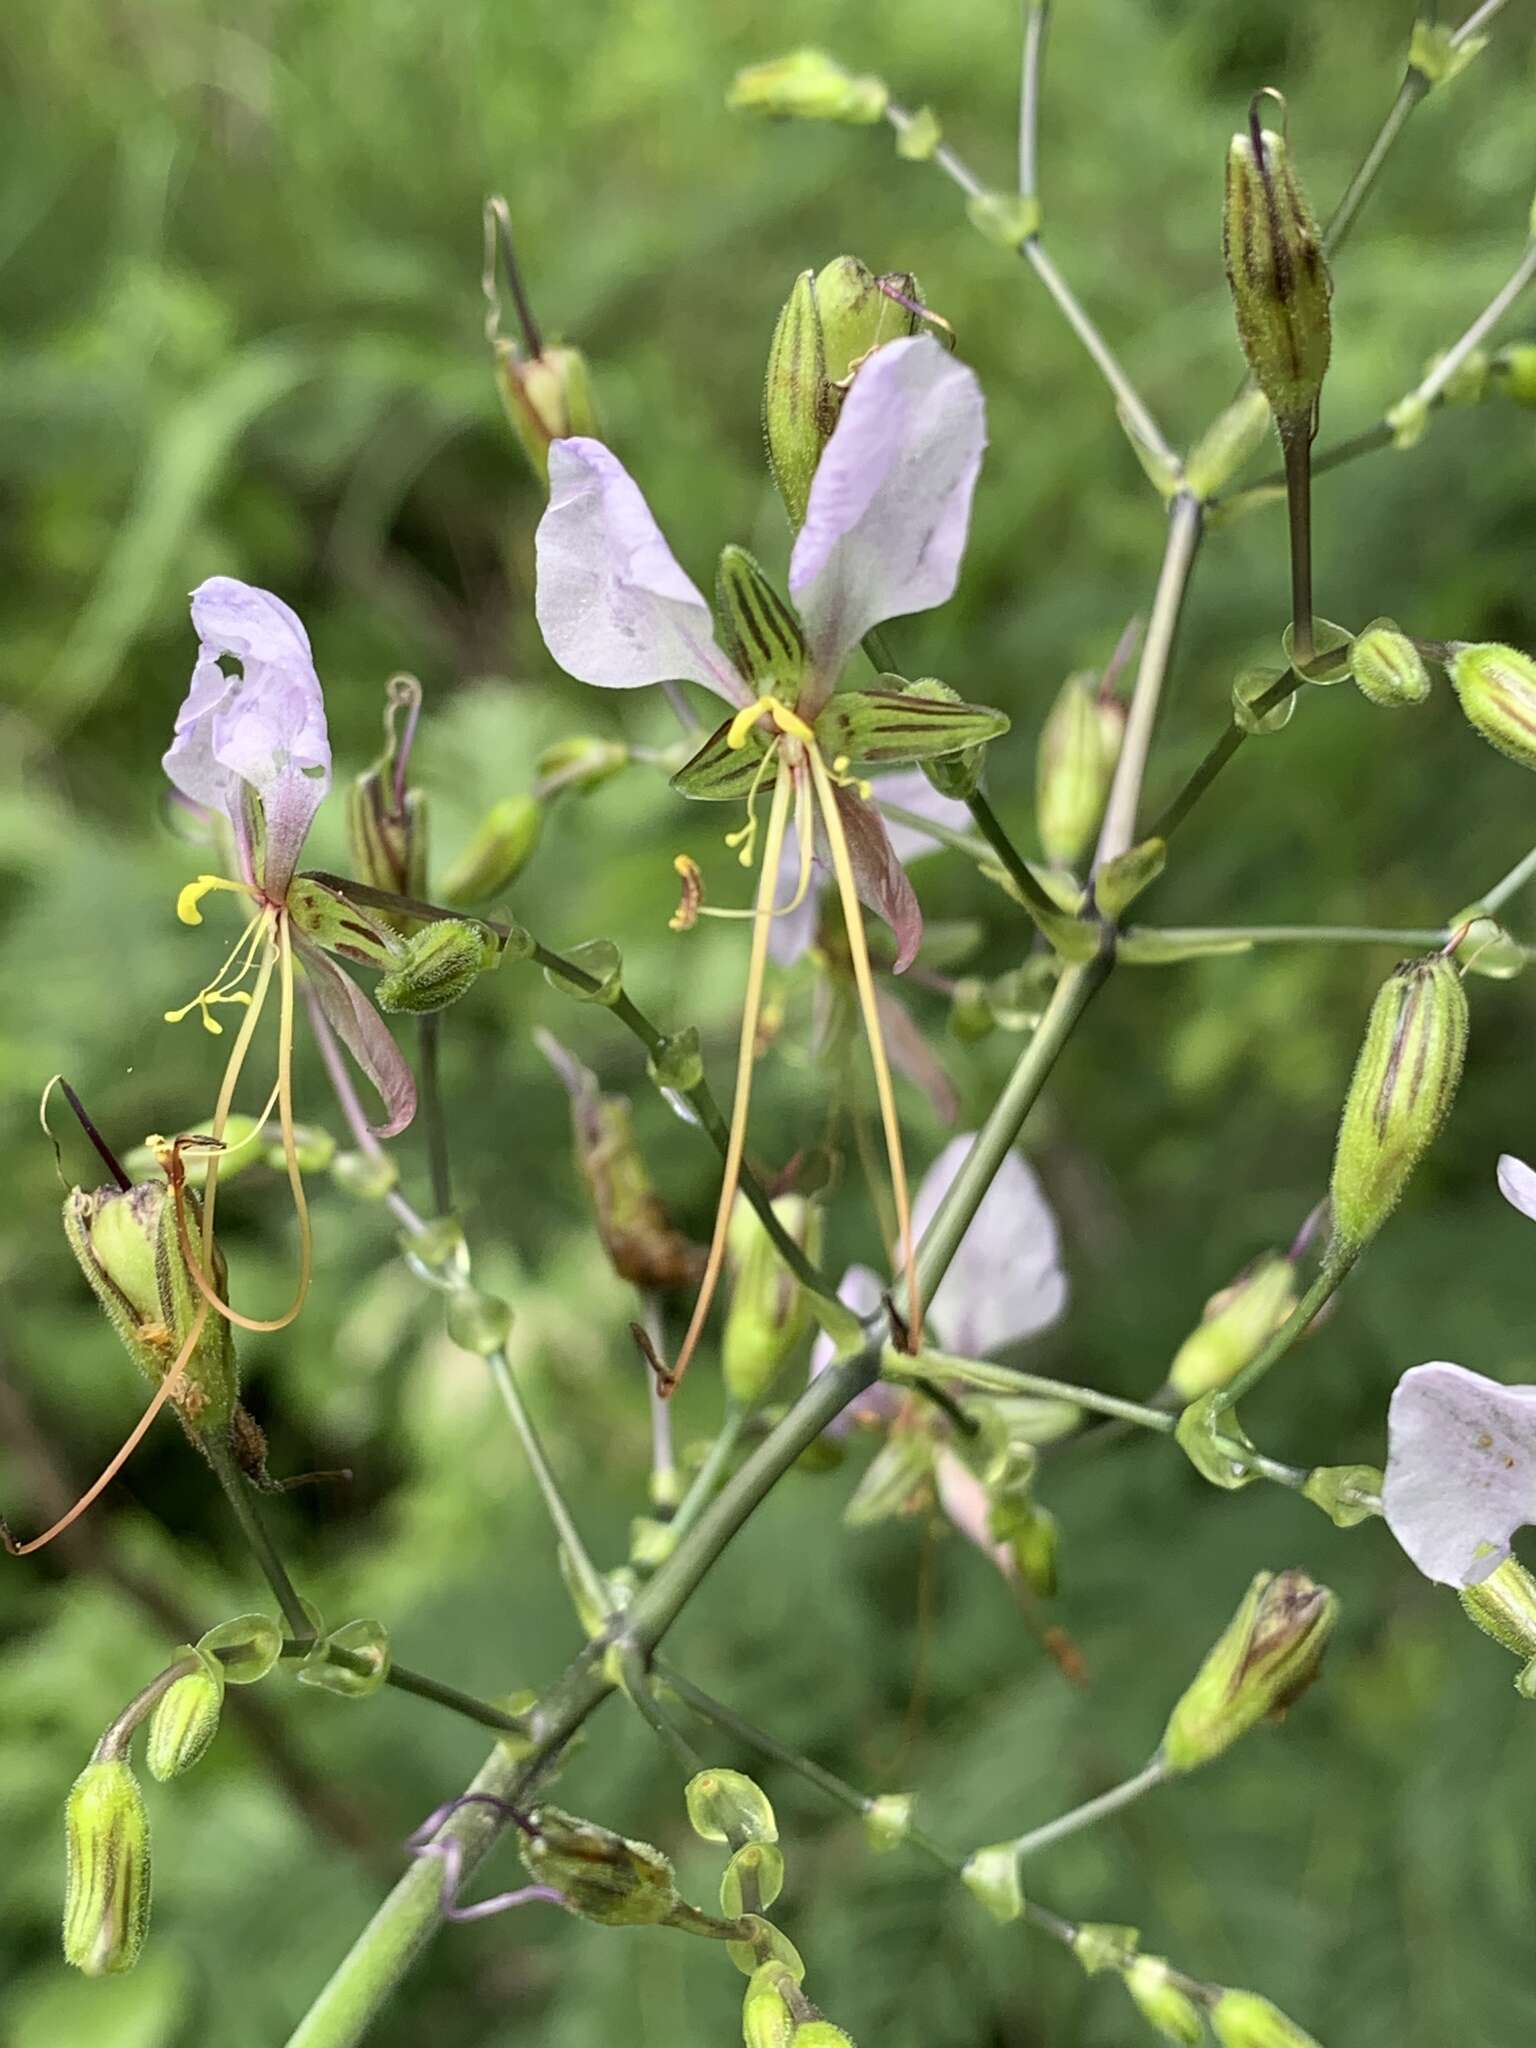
665;761;796;1396
680;773;818;928
829;754;874;801
725;693;816;751
164;906;270;1033
177;874;258;926
4;1302;211;1554
177;913;312;1334
723;734;783;869
807;744;922;1351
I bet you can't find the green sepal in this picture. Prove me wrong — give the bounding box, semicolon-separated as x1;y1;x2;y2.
814;685;1008;766
716;546;805;698
196;1613;284;1685
1302;1463;1382;1528
863;1792;914;1853
671;716;773;802
543;938;623;1005
686;1768;778;1845
961;1842;1025;1923
297;1618;392;1698
1175;1393;1258;1491
966;190;1042;250
720;1843;785;1916
1073;1922;1141;1976
1281;616;1354;686
726;1914;805;1980
286;877;402;969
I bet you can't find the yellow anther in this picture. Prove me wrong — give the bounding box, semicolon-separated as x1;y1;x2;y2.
176;874;254;927
826;752;872;800
669;854;704;932
725;694;815;751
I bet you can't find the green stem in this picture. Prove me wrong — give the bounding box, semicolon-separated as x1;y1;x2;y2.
416;1016;452;1217
1011;1754;1168;1859
1128;923;1450;951
888;1348;1309;1489
1093;492;1204;866
1477;841;1536;916
883;103;1175;471
657;1661;1080;1947
966;789;1065;924
486;1348;609;1626
284;897;1107;2047
1213;1250;1358;1413
528;939;838;1305
93;1656;201;1762
1280;426;1315;670
1018;2;1050;204
1406;240;1536;412
1323;72;1426;258
209;1441;314;1642
661;1400;752;1555
1144;670;1300;845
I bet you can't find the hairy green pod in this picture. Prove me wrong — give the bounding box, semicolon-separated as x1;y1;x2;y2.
1329;951;1468;1251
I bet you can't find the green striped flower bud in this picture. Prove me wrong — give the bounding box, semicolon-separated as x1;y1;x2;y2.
437;797;543;905
1162;1569;1337;1773
1168;1252;1298;1402
497;342;598;486
65;1179;238;1447
1036;672;1121;867
762;258;922;528
1329;951;1468;1253
63;1760;151;1976
1211;1989;1322;2048
723;1195;817;1405
1222;115;1331;428
1449;642;1536;771
145;1657;224;1781
1349;619;1430;709
519;1807;678;1926
1125;1956;1205;2044
375;919;499;1015
535;735;630;797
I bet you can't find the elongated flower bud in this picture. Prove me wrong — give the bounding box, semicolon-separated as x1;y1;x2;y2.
63;1760;151;1976
1349;619;1430;708
1222;114;1331;429
1211;1988;1322;2048
723;1195;817;1404
145;1659;224;1781
437;797;544;904
519;1806;678;1925
1036;672;1120;867
1167;1253;1298;1402
497;342;598;486
1329;952;1468;1253
1449;642;1536;771
1162;1568;1337;1772
375;919;499;1015
65;1179;238;1445
763;257;923;527
791;2026;855;2046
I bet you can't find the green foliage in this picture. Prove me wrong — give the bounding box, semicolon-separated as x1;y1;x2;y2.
4;0;1536;2044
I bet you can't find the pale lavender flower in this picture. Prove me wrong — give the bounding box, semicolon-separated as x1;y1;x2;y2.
162;577;414;1136
533;335;986;968
811;1134;1067;1430
1382;1155;1536;1584
164;578;331;899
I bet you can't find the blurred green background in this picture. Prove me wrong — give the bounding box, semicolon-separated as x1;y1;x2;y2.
4;0;1536;2042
